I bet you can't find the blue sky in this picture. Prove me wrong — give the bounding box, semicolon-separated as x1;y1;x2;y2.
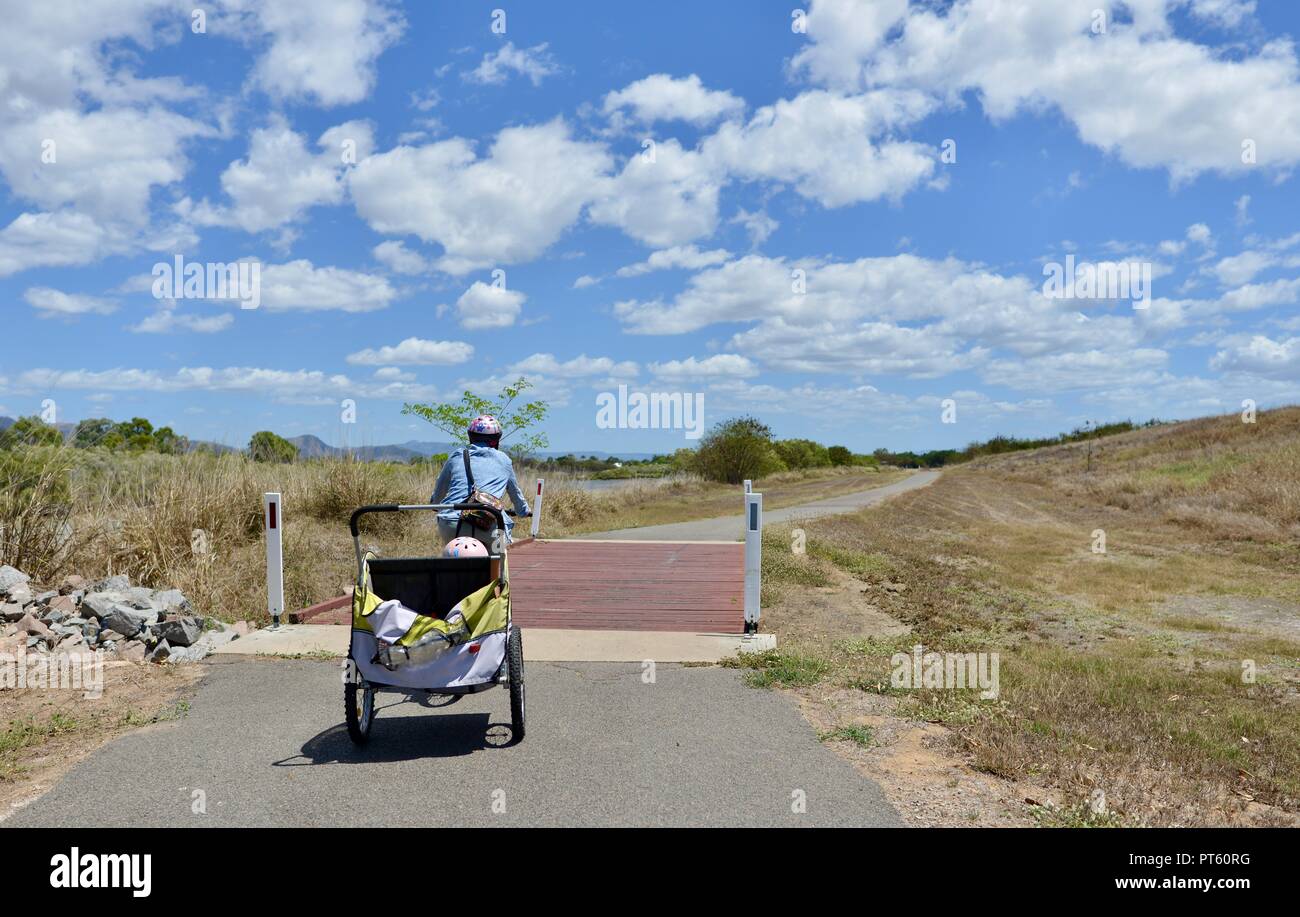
2;0;1299;454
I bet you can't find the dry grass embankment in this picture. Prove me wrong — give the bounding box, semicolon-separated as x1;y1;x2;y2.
736;407;1300;827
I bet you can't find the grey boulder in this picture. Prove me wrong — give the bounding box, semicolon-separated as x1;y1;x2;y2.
100;604;149;639
0;565;29;594
150;617;202;647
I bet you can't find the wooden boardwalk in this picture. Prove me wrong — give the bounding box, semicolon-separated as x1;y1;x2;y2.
295;538;746;633
508;540;745;633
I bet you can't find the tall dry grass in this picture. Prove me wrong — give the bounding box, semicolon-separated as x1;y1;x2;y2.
0;446;444;621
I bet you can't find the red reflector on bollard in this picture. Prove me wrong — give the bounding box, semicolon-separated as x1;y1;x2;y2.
268;502;277;529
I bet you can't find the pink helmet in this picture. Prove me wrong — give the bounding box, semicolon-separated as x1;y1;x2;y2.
467;414;502;437
443;536;488;558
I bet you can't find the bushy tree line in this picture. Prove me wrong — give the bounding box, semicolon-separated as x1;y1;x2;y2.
0;415;188;454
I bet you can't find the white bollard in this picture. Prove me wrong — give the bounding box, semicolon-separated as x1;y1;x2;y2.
531;478;545;537
264;492;284;628
744;492;762;633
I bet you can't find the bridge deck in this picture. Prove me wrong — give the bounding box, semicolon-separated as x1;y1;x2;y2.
508;539;745;633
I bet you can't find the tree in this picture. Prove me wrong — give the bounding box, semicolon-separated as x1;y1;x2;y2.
249;431;298;463
775;438;831;469
153;426;188;455
692;416;784;484
402;376;549;460
72;417;116;448
827;445;853;466
0;416;63;449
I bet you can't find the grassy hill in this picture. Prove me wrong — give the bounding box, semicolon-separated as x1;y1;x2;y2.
746;406;1300;826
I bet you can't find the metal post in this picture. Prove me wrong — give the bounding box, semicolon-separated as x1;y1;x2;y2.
531;478;545;537
744;492;762;633
264;492;284;629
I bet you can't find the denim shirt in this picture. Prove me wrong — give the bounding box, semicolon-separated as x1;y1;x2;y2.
431;444;531;537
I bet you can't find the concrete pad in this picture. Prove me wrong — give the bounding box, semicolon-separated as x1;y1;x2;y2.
524;628;775;662
213;624;348;657
213;623;774;663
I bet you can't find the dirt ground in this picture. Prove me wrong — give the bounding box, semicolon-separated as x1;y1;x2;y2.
0;660;204;822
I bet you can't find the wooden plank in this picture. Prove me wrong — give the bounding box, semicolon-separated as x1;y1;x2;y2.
295;538;747;634
508;539;745;633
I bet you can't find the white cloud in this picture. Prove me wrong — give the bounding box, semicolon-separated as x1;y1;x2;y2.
346;337;474;365
649;354;757;380
1211;250;1276;286
511;353;639;378
701;90;937;207
258;260;397;312
24;287;118;318
1210;334;1300;379
0;211;140;277
982;348;1170;392
792;0;1300;180
588;140;723;248
372;240;433;275
456;281;525;329
350;119;611;273
130;300;235;334
465;42;559;86
10;364;438;404
615;245;732;277
244;0;405;106
183;117;373;234
603;74;744;126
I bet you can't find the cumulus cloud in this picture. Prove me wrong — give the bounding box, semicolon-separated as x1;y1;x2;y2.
588;141;724;247
1210;334;1300;379
603;74;744;126
372;240;433;275
346;337;474;365
9;365;438;404
465;42;560;86
700;90;937;207
350;119;611;273
258;260;397;312
456;281;525;329
243;0;405;106
791;0;1300;180
648;354;758;380
183;117;374;234
24;287;118;318
130;300;235;334
615;245;733;277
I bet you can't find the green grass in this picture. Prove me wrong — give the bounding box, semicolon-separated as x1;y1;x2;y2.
819;725;874;747
722;649;829;688
0;714;81;781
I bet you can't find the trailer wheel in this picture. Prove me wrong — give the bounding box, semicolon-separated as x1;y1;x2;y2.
345;678;375;745
507;628;525;743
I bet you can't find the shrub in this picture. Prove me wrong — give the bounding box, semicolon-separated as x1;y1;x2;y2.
692;416;785;484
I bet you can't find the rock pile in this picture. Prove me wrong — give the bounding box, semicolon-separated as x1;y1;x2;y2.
0;564;252;664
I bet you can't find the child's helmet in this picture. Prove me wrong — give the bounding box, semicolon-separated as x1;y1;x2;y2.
443;537;488;558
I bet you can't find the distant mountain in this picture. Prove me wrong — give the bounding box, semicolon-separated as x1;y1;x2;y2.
394;440;460;457
0;416;662;462
287;434;426;463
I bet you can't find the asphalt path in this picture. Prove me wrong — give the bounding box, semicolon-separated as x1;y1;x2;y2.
578;470;941;541
7;658;902;827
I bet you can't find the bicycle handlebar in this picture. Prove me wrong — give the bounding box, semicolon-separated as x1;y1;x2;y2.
349;502;518;537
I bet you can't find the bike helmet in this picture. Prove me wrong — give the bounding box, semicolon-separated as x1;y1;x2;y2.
443;536;488;558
